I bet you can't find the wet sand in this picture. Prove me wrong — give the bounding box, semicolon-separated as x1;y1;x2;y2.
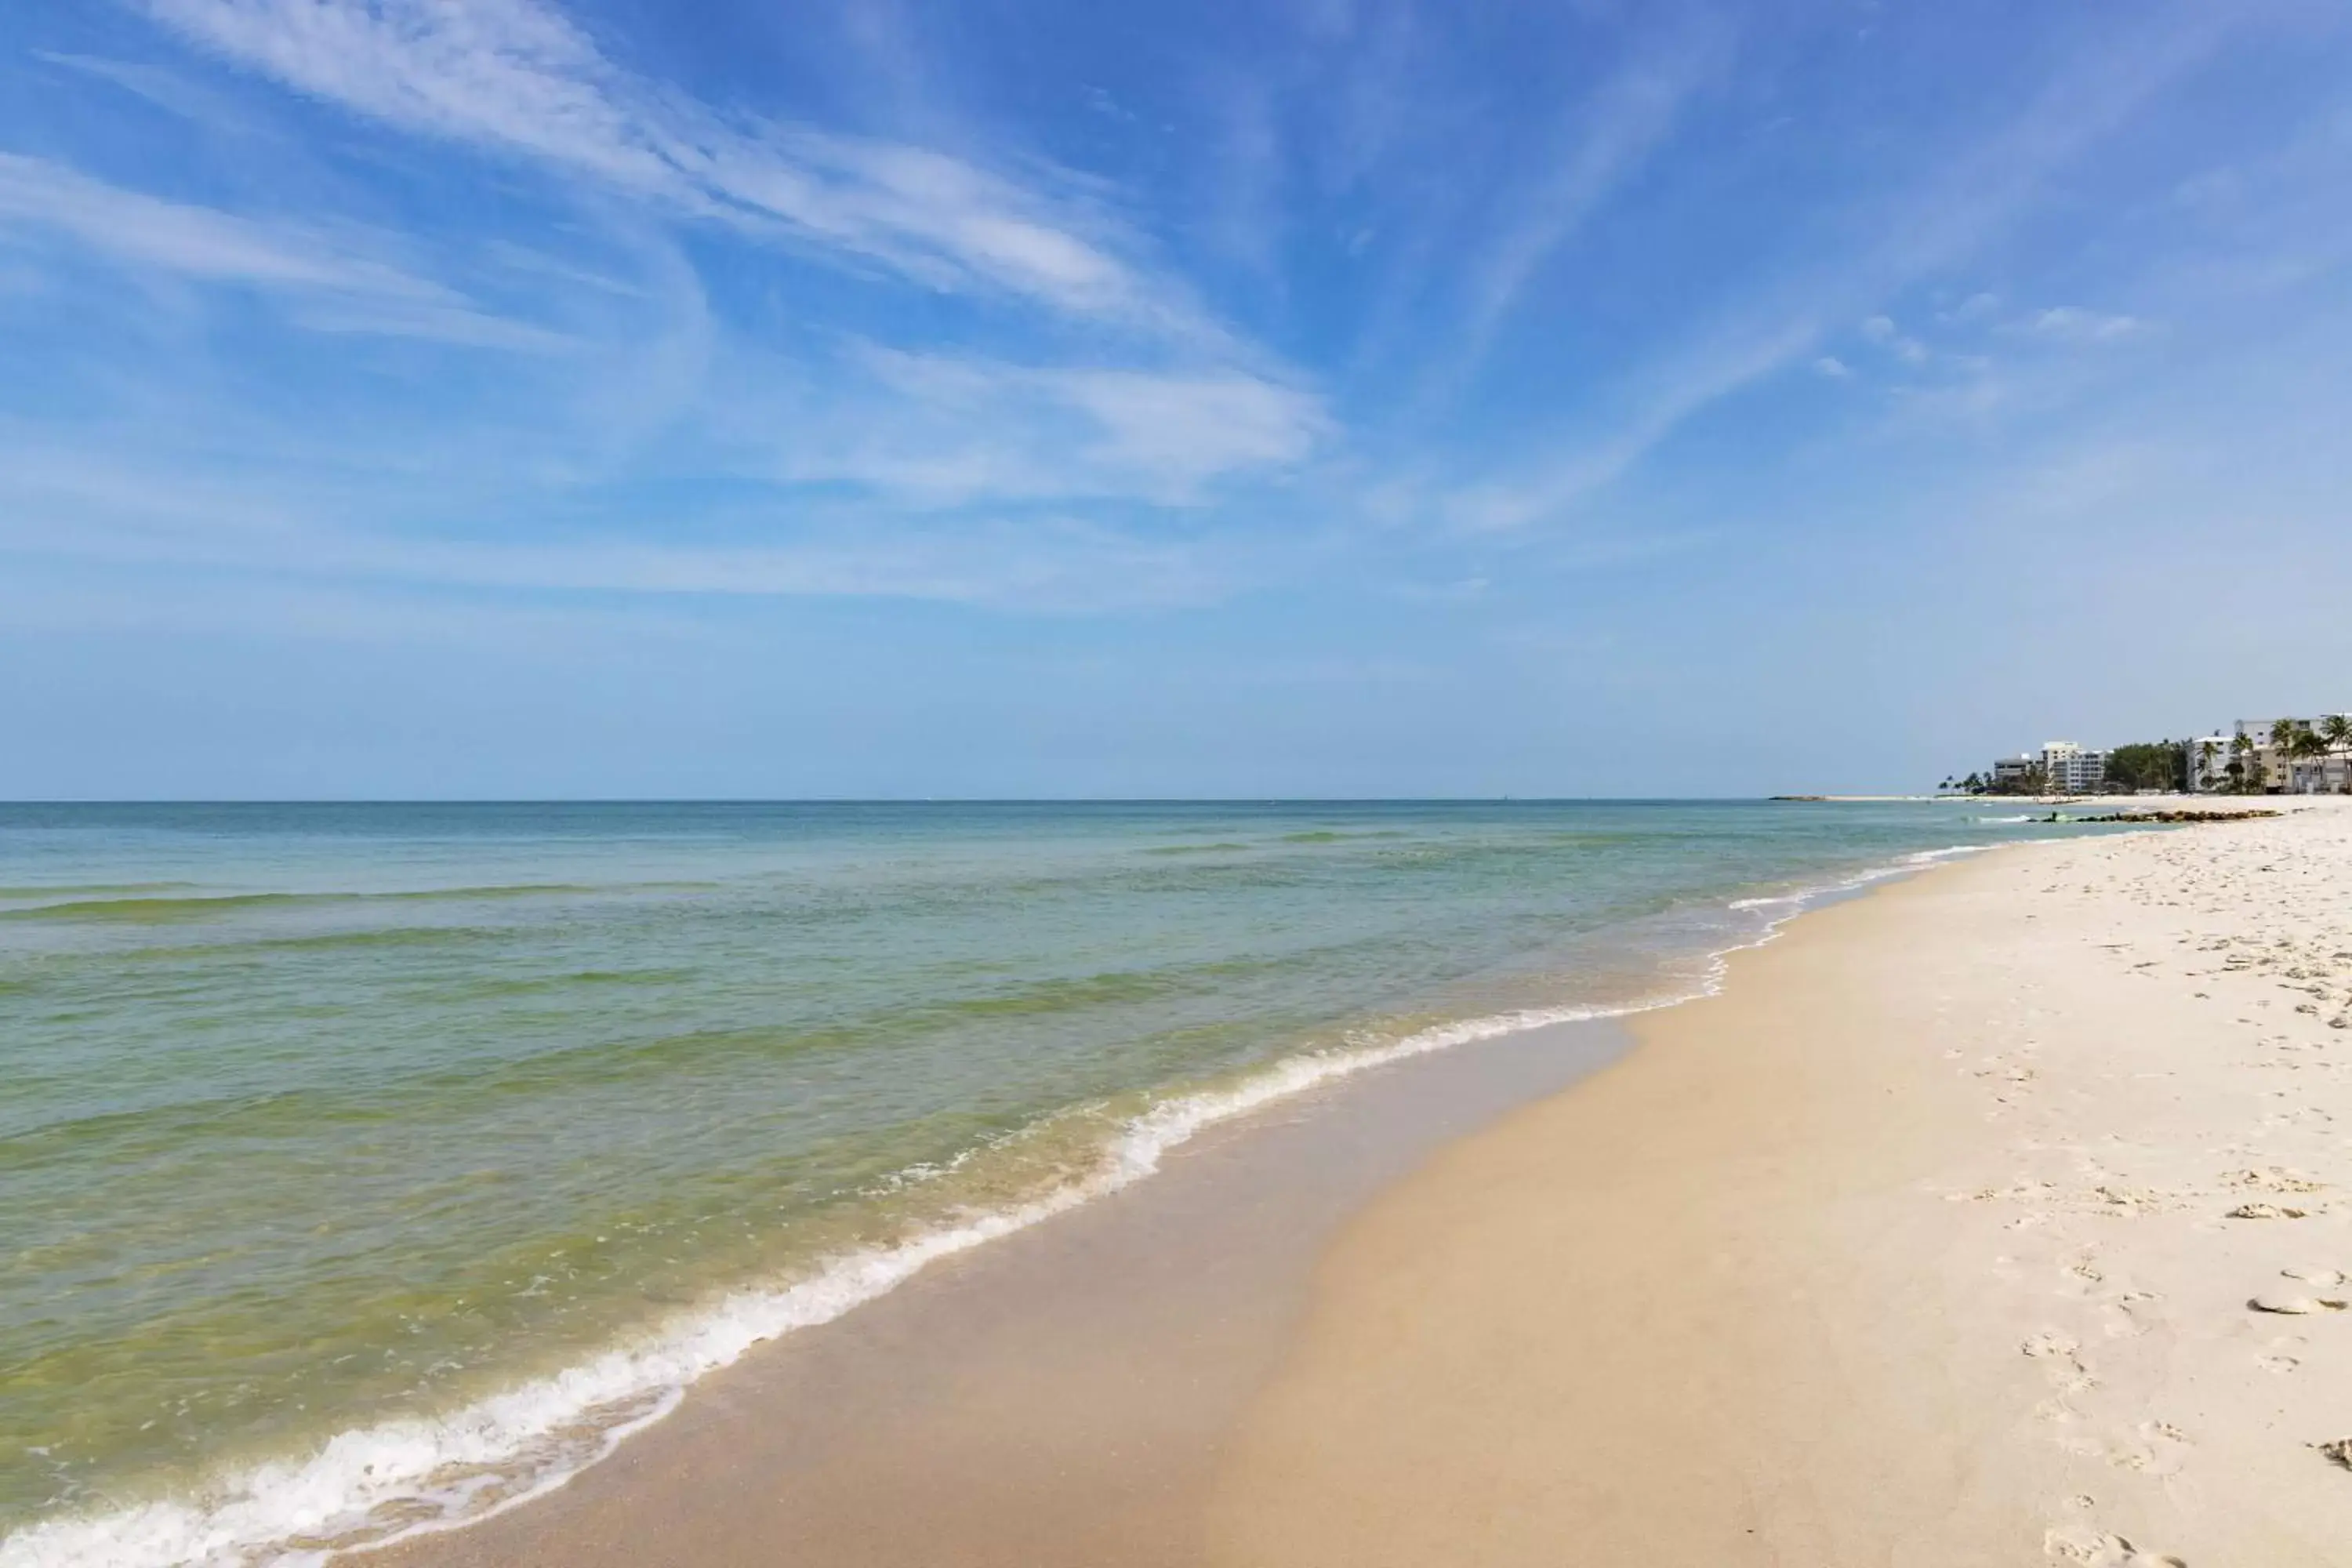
373;1005;1632;1568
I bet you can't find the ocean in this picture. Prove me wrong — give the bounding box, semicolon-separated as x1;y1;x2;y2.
0;800;2107;1566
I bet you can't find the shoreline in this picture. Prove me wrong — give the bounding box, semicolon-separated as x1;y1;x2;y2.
11;813;1905;1568
1207;799;2352;1566
9;811;2297;1567
331;840;1987;1568
361;1017;1642;1568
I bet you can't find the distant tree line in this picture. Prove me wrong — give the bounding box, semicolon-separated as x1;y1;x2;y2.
1944;765;2047;796
2104;740;2188;793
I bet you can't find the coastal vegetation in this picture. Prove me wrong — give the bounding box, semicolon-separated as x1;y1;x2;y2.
1954;763;2046;797
2104;741;2190;793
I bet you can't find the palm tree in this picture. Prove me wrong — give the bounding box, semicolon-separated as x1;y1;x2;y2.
2322;713;2352;793
2270;718;2322;793
2198;739;2220;793
2230;732;2256;793
2292;723;2331;792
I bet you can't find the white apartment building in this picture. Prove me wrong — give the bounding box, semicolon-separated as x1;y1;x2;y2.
2187;736;2234;793
2039;741;2110;795
1989;755;2035;789
1980;744;2108;793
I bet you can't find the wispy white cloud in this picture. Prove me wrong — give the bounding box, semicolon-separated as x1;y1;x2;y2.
16;0;1345;615
1446;312;1819;532
0;151;568;350
1190;71;1287;284
0;151;397;289
419;523;1243;612
37;49;272;133
2028;305;2147;341
1455;18;1730;370
785;347;1333;506
1047;368;1330;485
0;440;1253;612
140;0;1213;337
1861;313;1928;362
12;0;2319;638
1430;0;2244;533
1937;290;2001;325
0;558;734;646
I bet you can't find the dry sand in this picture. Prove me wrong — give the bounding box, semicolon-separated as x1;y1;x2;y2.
1207;800;2352;1568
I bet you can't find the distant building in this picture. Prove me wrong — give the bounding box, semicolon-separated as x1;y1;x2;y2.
2187;737;2234;793
2038;742;2109;795
2237;717;2351;794
1970;714;2349;797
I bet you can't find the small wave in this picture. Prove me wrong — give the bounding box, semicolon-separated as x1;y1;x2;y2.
0;893;329;924
1724;844;1987;911
80;928;492;966
427;968;699;1001
0;886;613;924
0;837;1983;1568
1904;844;1991;863
0;883;197;900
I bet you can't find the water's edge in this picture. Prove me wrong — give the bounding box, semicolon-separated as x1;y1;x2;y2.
1;840;2005;1568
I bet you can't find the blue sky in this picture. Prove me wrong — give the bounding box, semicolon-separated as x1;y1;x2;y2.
2;0;2347;797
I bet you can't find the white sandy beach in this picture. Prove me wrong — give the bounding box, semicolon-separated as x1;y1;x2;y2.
1207;800;2352;1567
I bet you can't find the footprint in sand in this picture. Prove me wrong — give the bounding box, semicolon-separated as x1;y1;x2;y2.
2093;1288;2159;1339
2022;1331;2097;1404
2108;1421;2192;1475
2043;1524;2187;1566
2251;1269;2351;1314
2228;1168;2328;1195
2284;1267;2350;1287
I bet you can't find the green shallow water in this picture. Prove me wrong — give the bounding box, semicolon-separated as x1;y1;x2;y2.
0;800;2114;1563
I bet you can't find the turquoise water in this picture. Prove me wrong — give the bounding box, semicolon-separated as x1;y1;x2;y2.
0;801;2104;1565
